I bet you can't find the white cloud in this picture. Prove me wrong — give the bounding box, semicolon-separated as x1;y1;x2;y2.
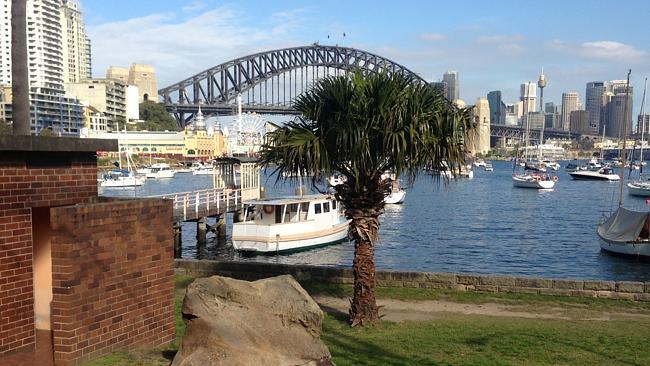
476;34;524;44
547;39;647;62
87;6;304;88
419;32;446;42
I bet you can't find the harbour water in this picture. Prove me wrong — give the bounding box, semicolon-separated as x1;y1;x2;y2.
101;161;650;281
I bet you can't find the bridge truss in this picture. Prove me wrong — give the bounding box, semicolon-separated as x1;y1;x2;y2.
159;44;427;127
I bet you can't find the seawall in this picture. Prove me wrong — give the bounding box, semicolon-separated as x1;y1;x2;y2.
175;259;650;301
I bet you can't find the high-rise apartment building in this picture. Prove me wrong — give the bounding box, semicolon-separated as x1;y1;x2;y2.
585;82;606;134
520;82;537;113
487;90;506;125
570;110;590;134
638;114;650;136
60;0;91;83
561;92;579;131
0;0;89;135
66;79;127;130
442;70;459;101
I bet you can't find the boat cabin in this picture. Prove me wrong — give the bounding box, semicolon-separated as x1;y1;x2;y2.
149;163;171;173
242;195;343;225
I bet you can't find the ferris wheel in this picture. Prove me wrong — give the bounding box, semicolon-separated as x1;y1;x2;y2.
226;112;266;153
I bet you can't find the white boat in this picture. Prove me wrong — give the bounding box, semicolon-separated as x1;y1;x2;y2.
146;163;175;179
484;163;494;172
136;166;151;175
598;207;650;257
232;194;351;253
100;169;146;188
541;160;560;171
628;182;650;197
175;167;193;174
191;162;213;175
568;167;620;181
381;172;407;204
512;173;556;189
473;159;487;168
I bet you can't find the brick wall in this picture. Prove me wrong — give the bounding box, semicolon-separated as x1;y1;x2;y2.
50;198;175;365
0;151;97;355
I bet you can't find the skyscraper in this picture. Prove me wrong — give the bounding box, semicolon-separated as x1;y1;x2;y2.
520;82;537;113
585;82;606;133
607;92;633;139
561;92;579;131
487;90;506;125
570;110;590;134
637;114;650;135
60;0;91;83
429;81;447;99
443;70;459;101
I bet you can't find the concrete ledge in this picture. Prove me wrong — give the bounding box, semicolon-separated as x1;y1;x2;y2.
0;135;117;152
175;259;648;301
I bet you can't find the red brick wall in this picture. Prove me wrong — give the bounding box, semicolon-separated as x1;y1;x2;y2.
49;199;175;365
0;151;98;355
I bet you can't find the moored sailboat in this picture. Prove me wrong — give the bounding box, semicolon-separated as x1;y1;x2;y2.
628;77;649;197
596;70;650;257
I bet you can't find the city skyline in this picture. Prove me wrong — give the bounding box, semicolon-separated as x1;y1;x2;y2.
78;0;649;116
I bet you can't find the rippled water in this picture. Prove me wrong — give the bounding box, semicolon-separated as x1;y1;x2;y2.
101;161;650;281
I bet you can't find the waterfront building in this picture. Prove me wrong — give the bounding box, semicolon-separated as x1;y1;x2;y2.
527;112;545;130
429;81;448;99
520;82;537;113
443;70;459;101
487;90;506;125
638;114;650;136
570;110;591;134
561;92;579;131
607;92;633;139
29;92;84;136
467;97;490;155
586;81;607;134
65;79;127;130
60;0;91;83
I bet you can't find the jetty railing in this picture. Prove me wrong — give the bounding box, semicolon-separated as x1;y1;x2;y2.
148;187;260;221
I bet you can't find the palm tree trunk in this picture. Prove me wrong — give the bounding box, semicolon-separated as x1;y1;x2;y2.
338;180;388;326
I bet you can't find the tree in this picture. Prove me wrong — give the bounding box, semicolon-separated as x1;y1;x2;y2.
138;101;179;131
258;71;474;326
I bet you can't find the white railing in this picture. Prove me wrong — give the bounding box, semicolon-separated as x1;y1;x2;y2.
148;187;260;221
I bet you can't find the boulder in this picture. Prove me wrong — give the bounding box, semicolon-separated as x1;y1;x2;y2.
172;275;334;366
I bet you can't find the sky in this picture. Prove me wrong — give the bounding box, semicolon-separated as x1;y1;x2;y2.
80;0;650;115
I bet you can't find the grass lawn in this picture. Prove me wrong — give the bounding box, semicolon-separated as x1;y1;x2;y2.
83;276;650;366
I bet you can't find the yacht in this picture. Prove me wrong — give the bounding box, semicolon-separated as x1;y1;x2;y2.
473;159;487;168
232;194;351;253
568;167;620;181
146;163;175;179
541;160;560;171
585;158;603;171
191;161;213;175
381;172;407;204
484;163;494;172
524;160;547;173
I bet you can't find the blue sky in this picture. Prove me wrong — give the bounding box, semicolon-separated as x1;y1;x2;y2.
81;0;650;114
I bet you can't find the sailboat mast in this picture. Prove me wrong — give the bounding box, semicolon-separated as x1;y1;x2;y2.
640;78;648;172
618;69;632;207
600;125;606;161
523;83;530;161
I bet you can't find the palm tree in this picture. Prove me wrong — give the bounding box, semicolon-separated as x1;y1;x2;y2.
258;71;474;326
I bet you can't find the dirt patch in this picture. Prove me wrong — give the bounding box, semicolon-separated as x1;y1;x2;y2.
313;295;650;322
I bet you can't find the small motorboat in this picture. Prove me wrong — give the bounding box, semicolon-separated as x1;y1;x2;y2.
381;171;406;204
485;163;494;172
541;160;560;171
628;181;650;197
473;159;487;168
568;167;620;181
146;163;175;179
524;161;547;173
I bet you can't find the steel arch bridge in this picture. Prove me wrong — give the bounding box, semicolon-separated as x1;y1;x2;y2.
159;44;427;127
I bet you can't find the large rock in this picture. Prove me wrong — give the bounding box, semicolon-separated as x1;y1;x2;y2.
172;275;334;366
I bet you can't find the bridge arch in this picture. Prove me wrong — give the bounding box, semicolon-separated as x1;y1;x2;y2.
158;44;427;126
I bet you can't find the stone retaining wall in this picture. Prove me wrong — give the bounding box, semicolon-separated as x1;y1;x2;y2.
175;259;650;301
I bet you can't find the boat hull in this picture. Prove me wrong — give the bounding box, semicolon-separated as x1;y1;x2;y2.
628;182;650;197
512;176;555;189
568;171;619;181
146;171;175;179
100;176;145;188
232;220;351;254
384;190;406;204
599;237;650;257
